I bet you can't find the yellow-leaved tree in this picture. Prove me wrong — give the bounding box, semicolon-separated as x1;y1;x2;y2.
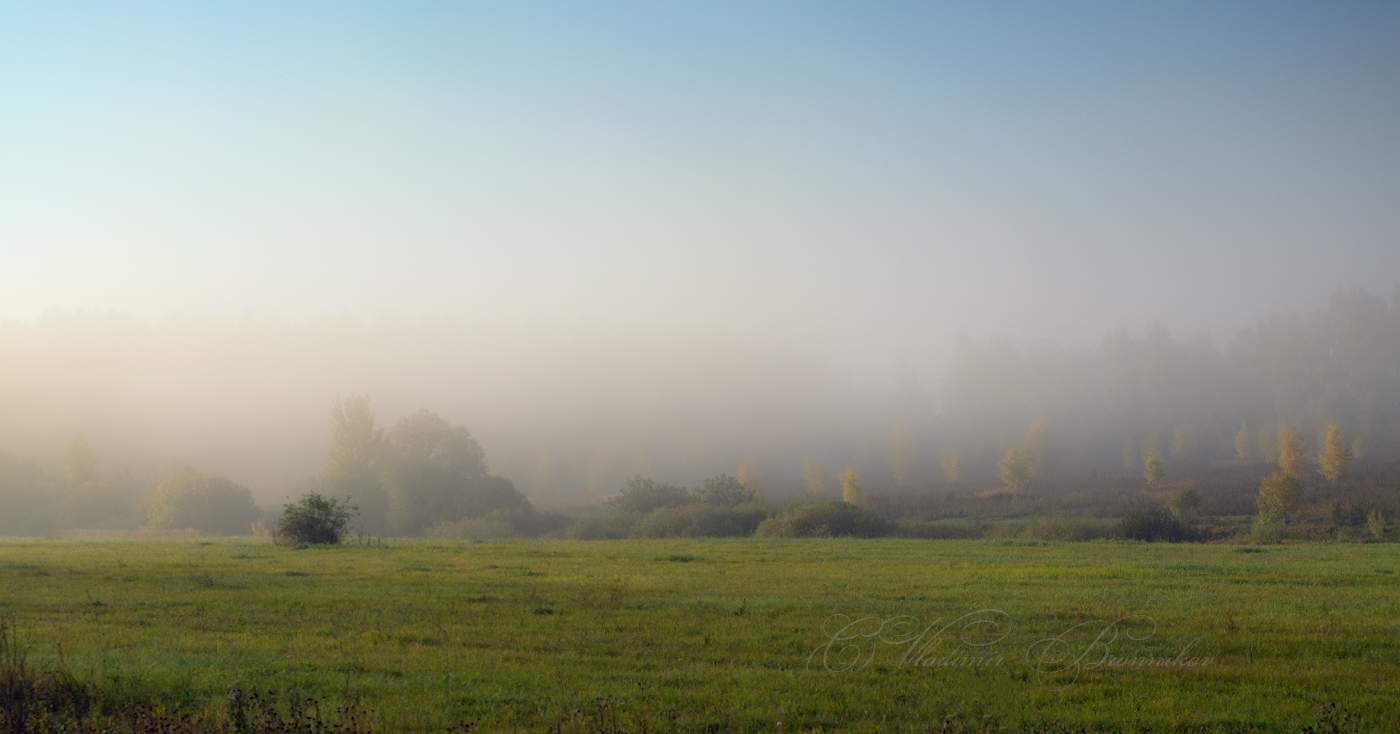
941;452;961;485
1253;471;1300;543
1317;421;1351;482
999;448;1031;491
839;466;867;507
1277;424;1309;477
1023;420;1056;477
737;460;761;497
1366;509;1385;541
1143;449;1165;484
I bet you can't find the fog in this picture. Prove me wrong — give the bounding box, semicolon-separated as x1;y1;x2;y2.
3;5;1399;532
3;287;1398;523
0;313;936;507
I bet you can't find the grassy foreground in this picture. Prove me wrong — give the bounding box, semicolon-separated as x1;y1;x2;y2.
1;538;1397;732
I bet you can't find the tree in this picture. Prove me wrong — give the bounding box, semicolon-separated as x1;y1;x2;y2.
736;461;762;496
1170;425;1197;463
1234;423;1255;461
802;459;828;496
1253;471;1300;544
146;472;258;535
1121;439;1138;471
839;466;867;506
276;493;357;545
314;395;389;534
606;475;691;514
382;409;531;535
1277;424;1309;477
63;435;99;488
999;448;1031;491
695;473;757;507
1257;424;1280;464
1023;420;1056;476
1143;449;1165;484
1366;509;1385;541
941;453;961;485
1257;471;1301;519
1317;420;1351;482
889;421;912;486
1167;485;1202;521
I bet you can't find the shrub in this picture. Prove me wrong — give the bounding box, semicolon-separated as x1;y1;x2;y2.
568;512;640;540
754;501;895;538
1019;517;1115;542
1251;508;1285;544
275;493;357;545
630;502;770;538
427;513;519;540
897;520;985;539
427;507;571;539
1115;504;1196;542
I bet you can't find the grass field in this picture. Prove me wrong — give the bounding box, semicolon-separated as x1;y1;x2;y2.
1;537;1397;732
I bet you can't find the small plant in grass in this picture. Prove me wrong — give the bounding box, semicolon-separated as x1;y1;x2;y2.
275;493;358;545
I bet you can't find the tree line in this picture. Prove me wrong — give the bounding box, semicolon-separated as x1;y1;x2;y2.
942;287;1400;479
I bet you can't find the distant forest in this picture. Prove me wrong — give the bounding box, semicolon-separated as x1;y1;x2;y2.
0;286;1397;537
943;287;1400;474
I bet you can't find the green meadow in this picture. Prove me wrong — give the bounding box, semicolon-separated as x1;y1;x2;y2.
1;537;1397;732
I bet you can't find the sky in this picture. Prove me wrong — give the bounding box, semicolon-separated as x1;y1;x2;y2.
3;1;1399;383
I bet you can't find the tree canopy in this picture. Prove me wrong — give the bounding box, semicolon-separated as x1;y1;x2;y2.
146;472;258;535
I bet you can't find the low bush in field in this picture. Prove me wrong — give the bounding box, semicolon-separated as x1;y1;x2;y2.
427;508;571;540
754;500;895;538
568;511;641;540
897;519;986;539
1038;517;1115;542
274;493;356;545
1115;504;1199;542
629;502;769;538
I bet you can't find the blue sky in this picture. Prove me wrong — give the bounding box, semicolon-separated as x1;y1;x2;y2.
3;1;1398;380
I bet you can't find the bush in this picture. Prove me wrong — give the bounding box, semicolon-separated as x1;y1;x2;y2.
568;512;641;540
1251;508;1286;544
275;493;357;545
1115;505;1196;542
630;502;770;538
427;507;571;539
1020;517;1115;542
427;513;519;540
897;520;985;539
754;501;895;538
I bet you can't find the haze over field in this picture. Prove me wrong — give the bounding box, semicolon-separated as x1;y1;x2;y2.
2;3;1398;509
